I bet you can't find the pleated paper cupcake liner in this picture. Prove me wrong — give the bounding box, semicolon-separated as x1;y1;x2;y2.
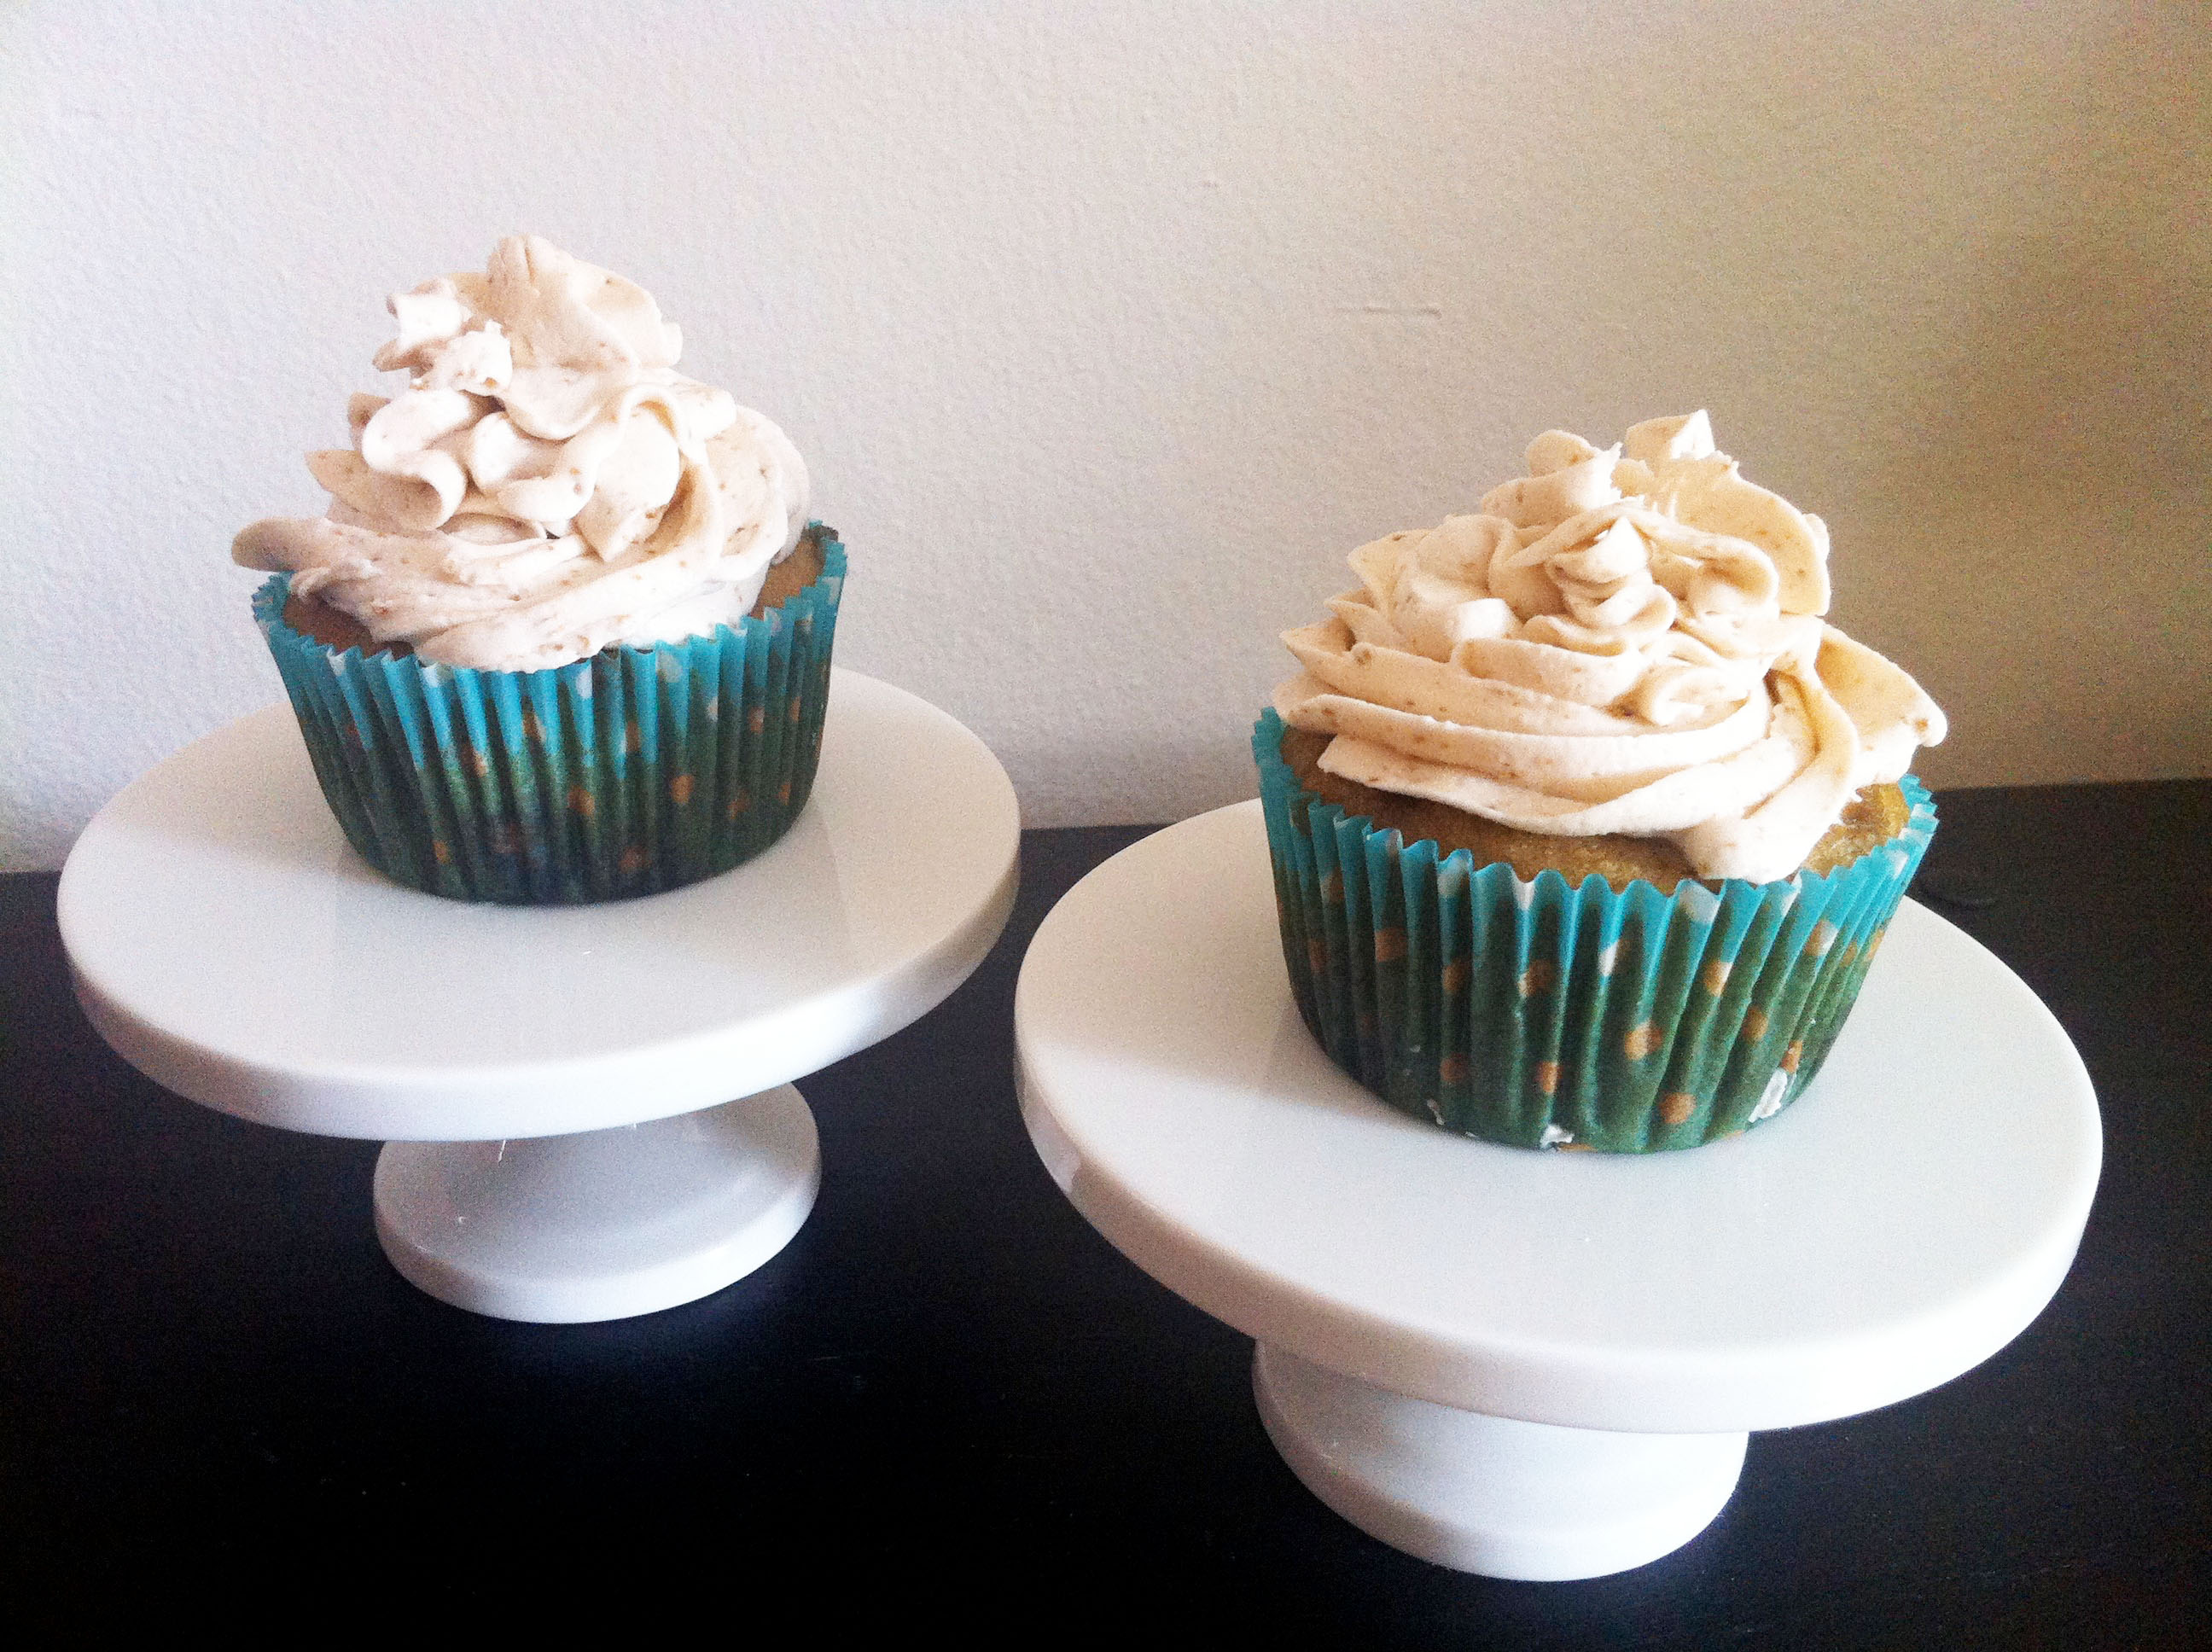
1254;709;1936;1152
253;530;847;905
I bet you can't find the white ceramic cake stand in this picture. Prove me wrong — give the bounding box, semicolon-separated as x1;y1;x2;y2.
60;669;1019;1323
1014;803;2100;1581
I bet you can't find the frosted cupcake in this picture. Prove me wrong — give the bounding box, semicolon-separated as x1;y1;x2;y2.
235;236;845;904
1257;412;1945;1151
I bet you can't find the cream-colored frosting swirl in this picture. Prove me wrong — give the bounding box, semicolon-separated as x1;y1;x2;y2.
1275;412;1946;883
235;236;809;671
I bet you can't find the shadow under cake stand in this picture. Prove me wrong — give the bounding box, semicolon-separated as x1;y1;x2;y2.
61;669;1019;1323
1014;802;2101;1581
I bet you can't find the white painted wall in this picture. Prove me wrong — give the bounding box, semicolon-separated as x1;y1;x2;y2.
4;0;2206;870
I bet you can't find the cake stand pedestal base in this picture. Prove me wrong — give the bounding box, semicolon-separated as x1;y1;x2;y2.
1254;1344;1747;1580
371;1085;819;1323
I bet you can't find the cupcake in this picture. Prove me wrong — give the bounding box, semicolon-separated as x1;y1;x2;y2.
234;236;844;904
1258;412;1945;1151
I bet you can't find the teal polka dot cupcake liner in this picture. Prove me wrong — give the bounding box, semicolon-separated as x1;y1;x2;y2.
253;529;846;905
1253;709;1936;1152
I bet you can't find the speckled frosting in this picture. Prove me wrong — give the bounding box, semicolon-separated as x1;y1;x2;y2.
236;236;810;672
1275;413;1946;883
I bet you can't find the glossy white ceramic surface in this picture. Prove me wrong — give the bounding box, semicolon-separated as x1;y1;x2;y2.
373;1085;820;1323
61;670;1020;1142
1015;801;2101;1435
1254;1344;1748;1580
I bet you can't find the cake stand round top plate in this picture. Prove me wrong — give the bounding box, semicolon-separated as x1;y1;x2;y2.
1015;802;2100;1434
61;669;1018;1143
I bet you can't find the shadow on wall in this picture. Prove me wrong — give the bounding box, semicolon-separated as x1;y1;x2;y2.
1852;16;2211;790
1008;720;1264;833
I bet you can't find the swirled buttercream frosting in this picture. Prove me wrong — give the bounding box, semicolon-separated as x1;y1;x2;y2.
235;236;810;672
1274;412;1946;884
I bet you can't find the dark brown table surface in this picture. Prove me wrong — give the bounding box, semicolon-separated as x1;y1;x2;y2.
3;779;2207;1642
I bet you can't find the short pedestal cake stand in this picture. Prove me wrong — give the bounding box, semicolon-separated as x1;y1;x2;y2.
1014;802;2100;1580
61;669;1019;1323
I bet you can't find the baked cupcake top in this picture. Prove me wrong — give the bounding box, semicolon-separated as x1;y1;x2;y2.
1274;413;1946;884
235;236;808;672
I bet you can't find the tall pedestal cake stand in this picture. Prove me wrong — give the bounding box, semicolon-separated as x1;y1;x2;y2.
61;669;1019;1323
1014;803;2100;1581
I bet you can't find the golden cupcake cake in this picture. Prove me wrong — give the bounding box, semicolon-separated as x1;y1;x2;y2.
235;236;845;903
1254;412;1945;1150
